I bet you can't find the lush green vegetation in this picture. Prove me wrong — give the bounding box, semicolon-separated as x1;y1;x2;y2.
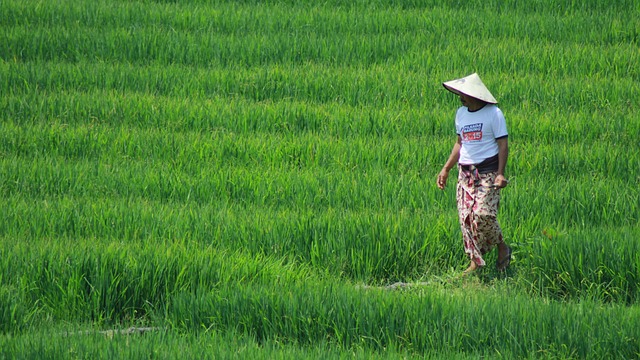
1;0;639;358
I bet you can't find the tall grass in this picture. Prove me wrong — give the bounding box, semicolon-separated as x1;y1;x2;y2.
1;0;639;358
2;236;639;358
168;280;640;358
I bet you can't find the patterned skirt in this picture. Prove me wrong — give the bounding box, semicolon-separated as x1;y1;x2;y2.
456;165;504;267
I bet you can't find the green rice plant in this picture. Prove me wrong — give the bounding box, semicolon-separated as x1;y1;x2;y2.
1;0;640;357
1;235;320;325
168;279;640;358
0;327;434;360
518;225;640;304
0;285;38;334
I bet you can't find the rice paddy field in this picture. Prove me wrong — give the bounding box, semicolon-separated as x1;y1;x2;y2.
1;0;639;358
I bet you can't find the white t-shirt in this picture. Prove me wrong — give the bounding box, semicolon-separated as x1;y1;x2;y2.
455;104;508;165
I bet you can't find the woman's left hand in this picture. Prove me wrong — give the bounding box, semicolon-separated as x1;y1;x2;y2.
493;174;509;188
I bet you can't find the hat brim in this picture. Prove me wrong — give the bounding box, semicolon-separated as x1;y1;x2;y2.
442;84;492;103
442;73;498;104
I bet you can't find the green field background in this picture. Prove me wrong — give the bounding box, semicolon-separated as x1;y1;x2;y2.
1;0;639;358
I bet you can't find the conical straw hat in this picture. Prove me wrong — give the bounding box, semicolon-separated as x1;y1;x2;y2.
442;73;498;104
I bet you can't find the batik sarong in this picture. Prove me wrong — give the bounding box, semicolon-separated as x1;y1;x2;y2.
456;165;504;267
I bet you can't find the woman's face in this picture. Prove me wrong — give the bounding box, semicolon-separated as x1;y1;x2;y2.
458;93;485;111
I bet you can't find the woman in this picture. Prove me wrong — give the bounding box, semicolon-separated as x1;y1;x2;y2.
436;73;512;274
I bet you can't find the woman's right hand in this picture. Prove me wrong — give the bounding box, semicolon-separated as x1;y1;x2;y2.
437;168;449;190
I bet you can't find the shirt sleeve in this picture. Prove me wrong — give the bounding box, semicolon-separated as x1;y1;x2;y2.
493;108;508;139
455;107;462;135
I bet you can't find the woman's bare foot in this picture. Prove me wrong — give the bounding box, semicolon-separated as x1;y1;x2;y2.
462;261;479;275
496;244;512;271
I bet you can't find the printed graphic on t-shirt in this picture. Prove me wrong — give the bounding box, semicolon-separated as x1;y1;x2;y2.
461;123;483;142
